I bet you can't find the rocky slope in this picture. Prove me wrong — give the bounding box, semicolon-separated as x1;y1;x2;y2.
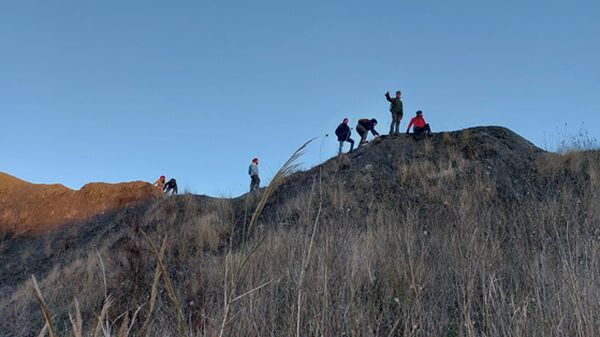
0;173;161;235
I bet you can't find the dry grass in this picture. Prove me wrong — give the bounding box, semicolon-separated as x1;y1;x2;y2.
2;146;600;337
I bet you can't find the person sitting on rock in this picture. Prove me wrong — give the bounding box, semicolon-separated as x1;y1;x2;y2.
406;110;431;136
153;175;165;189
248;158;260;191
335;118;355;155
356;118;379;147
163;178;178;195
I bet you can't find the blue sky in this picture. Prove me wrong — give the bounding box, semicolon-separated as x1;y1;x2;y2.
2;1;599;196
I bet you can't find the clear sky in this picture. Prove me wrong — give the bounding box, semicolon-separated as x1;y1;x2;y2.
2;1;599;196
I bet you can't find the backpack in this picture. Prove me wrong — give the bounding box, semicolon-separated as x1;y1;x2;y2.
335;124;344;138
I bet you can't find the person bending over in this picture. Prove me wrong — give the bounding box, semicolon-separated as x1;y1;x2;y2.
163;178;178;195
154;175;165;189
356;118;379;147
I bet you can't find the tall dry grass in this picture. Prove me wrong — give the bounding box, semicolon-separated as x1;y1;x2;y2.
2;145;600;337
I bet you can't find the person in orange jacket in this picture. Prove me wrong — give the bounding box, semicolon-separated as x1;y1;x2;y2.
406;110;431;136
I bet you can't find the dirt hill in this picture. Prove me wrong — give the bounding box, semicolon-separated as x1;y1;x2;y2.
1;126;599;337
0;173;162;235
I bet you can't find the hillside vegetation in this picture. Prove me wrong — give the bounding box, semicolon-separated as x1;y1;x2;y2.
1;126;600;337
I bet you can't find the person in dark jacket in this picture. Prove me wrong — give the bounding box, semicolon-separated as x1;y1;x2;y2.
406;110;431;136
356;118;379;147
335;118;355;155
385;90;403;135
163;178;178;195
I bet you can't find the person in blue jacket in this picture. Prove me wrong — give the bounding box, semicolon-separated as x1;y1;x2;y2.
248;157;260;191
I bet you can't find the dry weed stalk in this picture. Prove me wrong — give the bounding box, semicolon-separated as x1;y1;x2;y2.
68;298;83;337
117;313;130;337
296;155;324;337
93;295;113;337
141;231;186;337
295;199;322;337
140;237;167;336
35;323;49;337
218;138;315;337
96;249;108;299
33;254;140;337
31;275;57;337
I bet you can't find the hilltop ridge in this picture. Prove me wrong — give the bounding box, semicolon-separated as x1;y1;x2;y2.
0;126;542;235
0;173;161;235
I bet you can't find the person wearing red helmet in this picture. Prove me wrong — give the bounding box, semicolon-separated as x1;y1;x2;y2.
153;175;165;189
248;158;260;191
406;110;431;136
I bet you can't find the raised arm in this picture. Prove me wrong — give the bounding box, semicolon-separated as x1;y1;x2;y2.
385;91;393;103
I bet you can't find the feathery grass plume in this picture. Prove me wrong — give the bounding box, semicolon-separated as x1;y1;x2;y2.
31;275;57;337
141;231;186;337
238;138;316;271
244;138;316;242
218;138;315;337
140;237;167;337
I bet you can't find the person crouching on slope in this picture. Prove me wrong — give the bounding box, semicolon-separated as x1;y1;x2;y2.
249;158;260;191
385;90;403;135
356;118;379;147
154;175;165;189
335;118;355;155
163;178;178;195
406;110;431;136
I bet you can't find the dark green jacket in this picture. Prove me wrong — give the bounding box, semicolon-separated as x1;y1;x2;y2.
385;93;403;114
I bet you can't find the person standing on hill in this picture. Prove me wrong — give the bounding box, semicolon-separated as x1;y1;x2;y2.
248;158;260;191
385;90;403;135
163;178;178;195
335;118;355;155
153;175;165;189
356;118;379;147
406;110;431;136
